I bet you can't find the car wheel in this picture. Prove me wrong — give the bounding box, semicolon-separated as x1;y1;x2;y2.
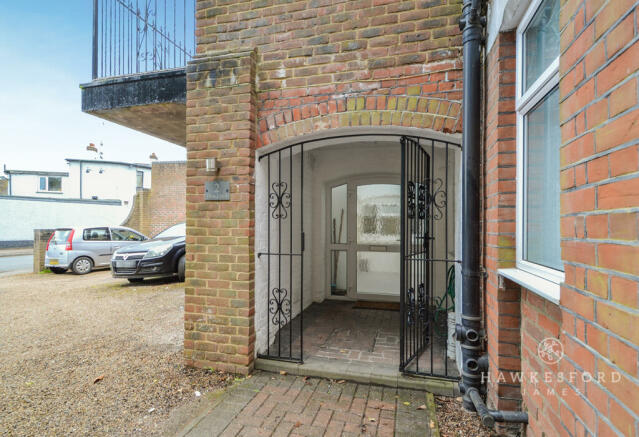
71;257;93;275
50;267;67;274
127;278;144;283
177;255;185;282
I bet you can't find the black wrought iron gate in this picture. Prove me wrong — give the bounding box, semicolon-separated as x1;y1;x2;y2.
256;134;457;376
400;136;455;378
258;144;304;362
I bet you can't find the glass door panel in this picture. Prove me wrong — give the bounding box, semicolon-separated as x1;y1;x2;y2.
357;184;401;245
356;251;400;296
328;184;351;297
355;183;400;300
331;184;347;244
331;250;348;296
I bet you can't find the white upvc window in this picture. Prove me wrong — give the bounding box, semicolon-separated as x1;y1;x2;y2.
515;0;563;286
39;176;63;192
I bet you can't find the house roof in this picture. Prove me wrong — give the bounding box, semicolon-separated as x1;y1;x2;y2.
4;170;69;177
65;158;152;169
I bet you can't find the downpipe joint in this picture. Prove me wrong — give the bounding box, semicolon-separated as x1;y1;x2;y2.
468;388;529;427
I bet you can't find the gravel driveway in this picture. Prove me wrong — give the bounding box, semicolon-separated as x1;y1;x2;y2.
0;271;231;436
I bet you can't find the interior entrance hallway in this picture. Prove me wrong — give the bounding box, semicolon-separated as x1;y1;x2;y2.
254;132;461;380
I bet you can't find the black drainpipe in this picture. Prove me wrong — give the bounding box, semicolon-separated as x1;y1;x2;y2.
457;0;528;427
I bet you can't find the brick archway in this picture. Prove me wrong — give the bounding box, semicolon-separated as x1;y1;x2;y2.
258;96;462;147
256;63;464;148
185;49;464;374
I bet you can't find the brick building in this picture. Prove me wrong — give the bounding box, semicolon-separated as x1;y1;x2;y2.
122;161;187;237
81;0;639;435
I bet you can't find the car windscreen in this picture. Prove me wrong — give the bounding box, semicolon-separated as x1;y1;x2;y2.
52;230;72;244
155;223;186;239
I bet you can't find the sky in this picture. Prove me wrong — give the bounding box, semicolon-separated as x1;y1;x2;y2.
0;1;186;174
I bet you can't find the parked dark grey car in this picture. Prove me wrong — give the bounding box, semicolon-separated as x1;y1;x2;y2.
110;222;185;283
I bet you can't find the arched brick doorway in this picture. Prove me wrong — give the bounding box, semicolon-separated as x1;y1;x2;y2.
253;128;461;379
184;50;465;376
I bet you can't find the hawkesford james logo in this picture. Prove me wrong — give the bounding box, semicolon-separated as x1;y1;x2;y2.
482;338;621;397
538;337;564;365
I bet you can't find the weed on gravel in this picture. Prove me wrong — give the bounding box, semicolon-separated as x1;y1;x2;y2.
436;395;501;437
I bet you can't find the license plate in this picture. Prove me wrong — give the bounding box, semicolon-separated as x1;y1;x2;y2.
49;259;59;265
116;260;137;268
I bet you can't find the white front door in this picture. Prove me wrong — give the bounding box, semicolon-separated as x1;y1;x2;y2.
327;177;401;302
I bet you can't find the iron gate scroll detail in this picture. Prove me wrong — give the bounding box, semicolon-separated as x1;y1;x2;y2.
258;144;304;362
400;136;456;378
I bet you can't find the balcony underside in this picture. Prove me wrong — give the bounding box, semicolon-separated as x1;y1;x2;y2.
81;69;186;146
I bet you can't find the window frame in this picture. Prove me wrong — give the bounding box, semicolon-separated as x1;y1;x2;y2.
515;0;564;286
47;176;62;192
38;175;63;193
110;227;146;241
83;227;111;241
136;170;144;188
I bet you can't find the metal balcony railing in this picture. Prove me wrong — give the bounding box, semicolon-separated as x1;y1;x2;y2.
91;0;195;79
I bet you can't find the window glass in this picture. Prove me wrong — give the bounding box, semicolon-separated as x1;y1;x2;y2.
357;252;400;296
111;229;144;241
357;184;400;245
83;228;110;241
523;0;560;91
330;250;347;296
52;229;72;244
524;87;562;271
48;177;62;192
39;177;46;191
136;171;144;188
331;184;347;244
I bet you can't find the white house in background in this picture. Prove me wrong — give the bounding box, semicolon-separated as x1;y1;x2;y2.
0;159;152;244
4;158;151;204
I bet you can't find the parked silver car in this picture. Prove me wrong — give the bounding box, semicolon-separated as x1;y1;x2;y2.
45;226;148;274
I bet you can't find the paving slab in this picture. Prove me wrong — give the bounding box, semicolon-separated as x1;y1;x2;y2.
255;358;458;397
179;371;438;437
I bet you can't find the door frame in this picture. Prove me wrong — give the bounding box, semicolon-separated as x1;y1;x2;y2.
325;173;400;302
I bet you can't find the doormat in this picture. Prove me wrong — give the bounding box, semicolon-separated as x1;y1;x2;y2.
352;301;400;311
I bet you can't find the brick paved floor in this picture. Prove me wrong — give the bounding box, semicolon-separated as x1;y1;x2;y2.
181;372;436;437
269;301;458;378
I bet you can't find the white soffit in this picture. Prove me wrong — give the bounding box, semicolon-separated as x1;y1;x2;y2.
487;0;530;52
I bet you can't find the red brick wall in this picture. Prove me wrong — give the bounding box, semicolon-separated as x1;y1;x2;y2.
556;0;639;435
185;50;257;375
120;188;151;234
483;31;522;414
520;290;563;435
486;1;639;435
187;0;467;375
120;162;186;237
148;161;186;236
195;0;465;146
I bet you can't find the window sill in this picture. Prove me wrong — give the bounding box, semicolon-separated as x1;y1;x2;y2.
37;191;63;194
498;268;560;305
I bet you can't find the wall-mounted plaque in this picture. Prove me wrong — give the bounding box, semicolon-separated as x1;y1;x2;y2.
205;181;230;201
